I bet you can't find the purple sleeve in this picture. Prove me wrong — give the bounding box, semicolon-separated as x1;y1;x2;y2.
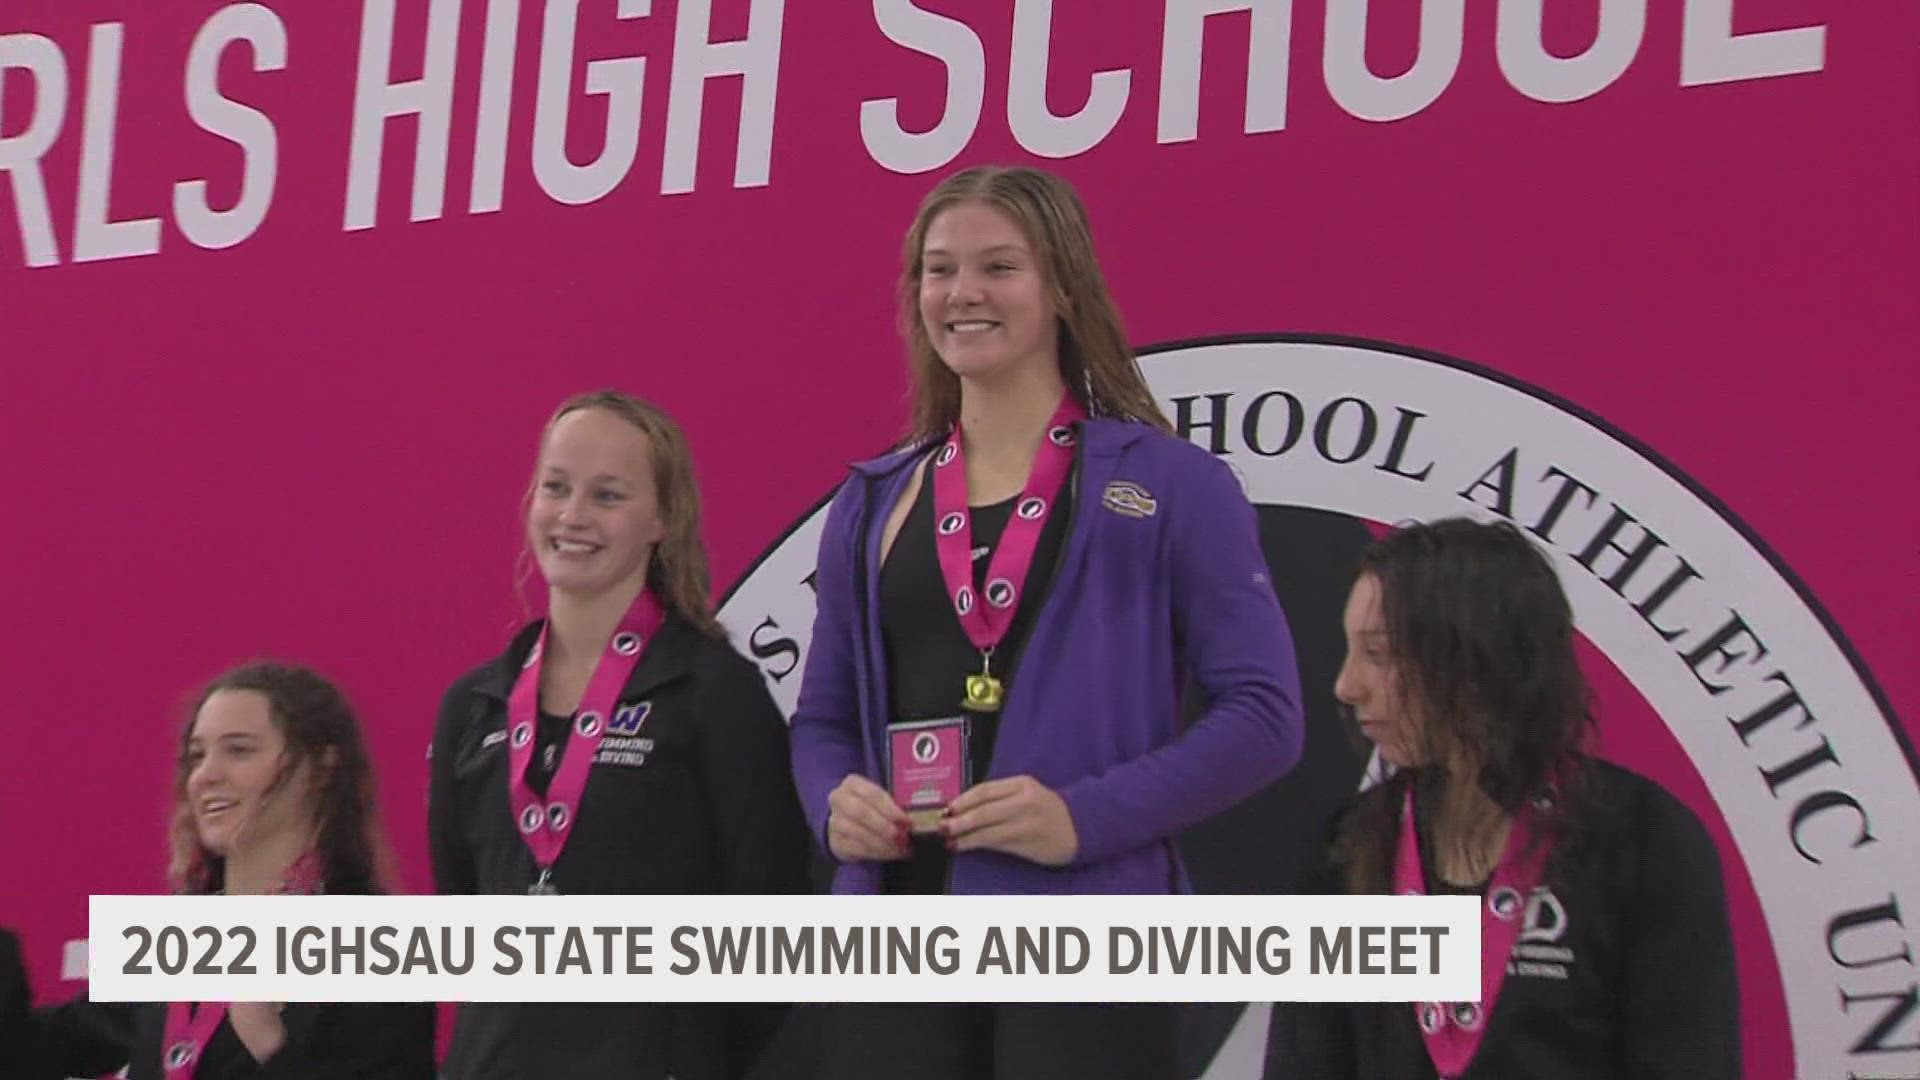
788;479;872;852
1059;451;1304;865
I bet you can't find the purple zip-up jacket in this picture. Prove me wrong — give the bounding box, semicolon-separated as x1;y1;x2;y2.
790;417;1305;895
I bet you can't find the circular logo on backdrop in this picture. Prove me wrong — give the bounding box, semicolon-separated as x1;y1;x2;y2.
717;336;1916;1080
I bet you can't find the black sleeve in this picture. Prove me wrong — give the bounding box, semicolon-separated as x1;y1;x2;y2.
696;642;813;897
429;677;480;896
1265;1002;1359;1080
1618;783;1741;1080
25;1000;136;1078
2;929;137;1080
695;641;813;1078
0;928;36;1077
0;929;26;1060
256;1001;437;1080
1262;854;1362;1080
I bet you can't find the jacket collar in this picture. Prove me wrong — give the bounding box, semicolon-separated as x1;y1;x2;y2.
845;417;1152;478
469;607;703;703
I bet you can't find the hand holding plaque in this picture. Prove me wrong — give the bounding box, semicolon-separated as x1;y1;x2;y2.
941;774;1079;866
826;774;911;861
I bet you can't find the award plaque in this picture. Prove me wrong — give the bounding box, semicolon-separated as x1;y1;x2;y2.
888;716;968;832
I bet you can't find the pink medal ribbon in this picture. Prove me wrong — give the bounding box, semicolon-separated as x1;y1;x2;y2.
1393;781;1554;1080
931;393;1087;712
507;590;664;894
161;851;323;1079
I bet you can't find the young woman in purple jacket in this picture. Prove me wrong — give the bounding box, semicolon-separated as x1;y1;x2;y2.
788;164;1306;1079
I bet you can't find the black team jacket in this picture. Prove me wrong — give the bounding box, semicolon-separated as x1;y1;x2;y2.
1267;758;1741;1080
430;610;812;1080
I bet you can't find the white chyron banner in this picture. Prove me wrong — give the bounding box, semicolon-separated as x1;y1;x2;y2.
90;893;1479;1004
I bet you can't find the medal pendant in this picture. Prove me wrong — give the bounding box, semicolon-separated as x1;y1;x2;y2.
527;870;559;896
962;672;1004;712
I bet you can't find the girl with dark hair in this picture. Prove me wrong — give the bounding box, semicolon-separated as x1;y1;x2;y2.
428;391;810;1080
1269;516;1740;1080
1;661;435;1079
789;165;1304;1078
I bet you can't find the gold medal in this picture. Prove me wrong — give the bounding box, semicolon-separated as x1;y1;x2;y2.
963;673;1004;711
962;652;1003;712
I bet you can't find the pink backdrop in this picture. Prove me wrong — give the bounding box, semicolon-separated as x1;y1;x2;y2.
4;2;1915;1077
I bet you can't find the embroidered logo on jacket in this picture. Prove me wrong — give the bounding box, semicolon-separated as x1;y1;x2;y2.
1102;480;1157;518
593;701;656;768
607;701;652;736
1506;886;1576;981
594;737;653;768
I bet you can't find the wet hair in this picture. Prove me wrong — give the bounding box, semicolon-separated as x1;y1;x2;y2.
522;390;723;638
897;165;1172;440
170;662;387;895
1333;517;1599;892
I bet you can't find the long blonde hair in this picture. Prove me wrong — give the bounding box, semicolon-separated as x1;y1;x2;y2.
898;165;1172;441
521;391;723;638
